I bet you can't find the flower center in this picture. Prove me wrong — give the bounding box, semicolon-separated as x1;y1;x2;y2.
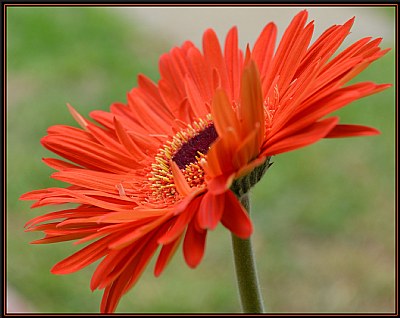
147;115;218;204
172;124;218;169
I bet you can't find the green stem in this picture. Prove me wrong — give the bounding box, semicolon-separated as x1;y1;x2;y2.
231;193;265;313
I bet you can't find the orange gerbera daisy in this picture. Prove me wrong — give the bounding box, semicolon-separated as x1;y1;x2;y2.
21;10;390;313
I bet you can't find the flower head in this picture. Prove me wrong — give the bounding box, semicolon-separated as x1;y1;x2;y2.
21;10;390;313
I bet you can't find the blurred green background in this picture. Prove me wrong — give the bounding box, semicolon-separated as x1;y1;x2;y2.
6;6;395;314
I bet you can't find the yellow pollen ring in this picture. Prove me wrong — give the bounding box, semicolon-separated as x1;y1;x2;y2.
148;114;212;202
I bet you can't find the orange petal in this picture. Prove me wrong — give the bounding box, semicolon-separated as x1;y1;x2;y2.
113;116;147;160
154;236;182;277
158;196;200;244
252;22;277;78
90;246;133;291
42;158;81;170
203;28;229;94
211;88;240;137
186;46;214;103
239;60;265;147
184;75;209;119
224;26;241;101
100;230;161;313
67;103;88;130
170;160;192;196
206;173;235;195
261;10;308;93
272;82;390;144
220;191;253;239
325;124;380;138
197;191;225;230
232;125;260;169
264;117;339;156
51;236;111;274
183;219;207;268
108;213;171;250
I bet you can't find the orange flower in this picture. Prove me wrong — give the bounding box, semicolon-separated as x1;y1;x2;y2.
21;10;390;313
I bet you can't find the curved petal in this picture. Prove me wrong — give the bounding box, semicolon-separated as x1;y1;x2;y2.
158;196;201;245
220;191;253;239
197;191;225;230
51;236;111;274
264;117;339;156
325;124;380;138
252;22;277;79
154;236;182;277
224;26;241;101
239;60;265;145
183;219;207;268
203;28;230;94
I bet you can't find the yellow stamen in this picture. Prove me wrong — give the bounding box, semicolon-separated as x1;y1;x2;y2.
147;114;213;203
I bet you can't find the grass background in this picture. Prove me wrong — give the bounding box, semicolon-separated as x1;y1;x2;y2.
6;6;395;313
